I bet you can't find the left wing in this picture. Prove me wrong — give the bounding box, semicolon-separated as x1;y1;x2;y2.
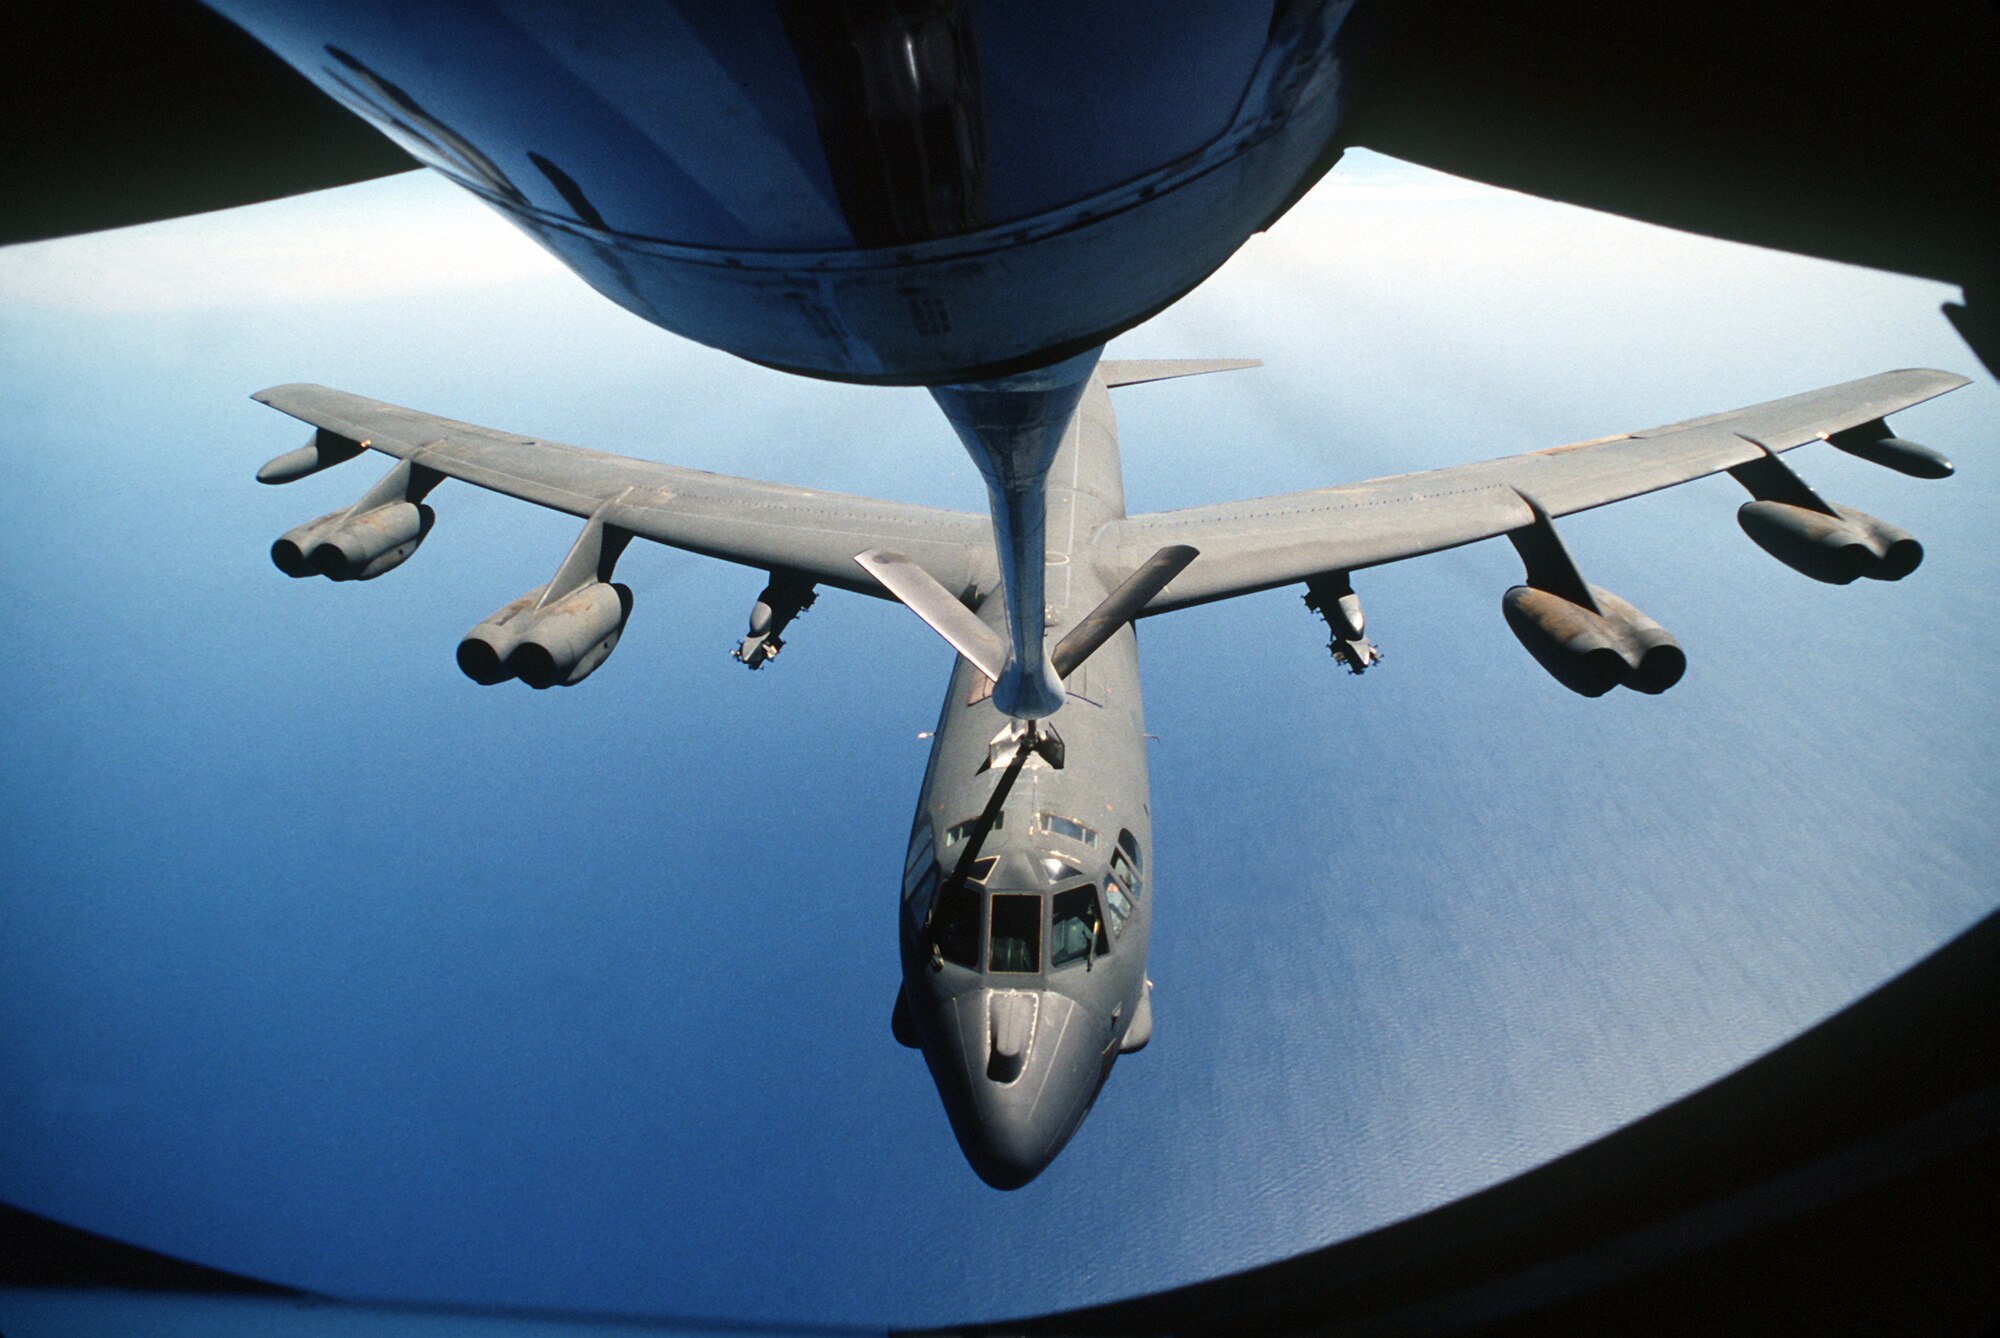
1109;369;1968;614
253;383;993;598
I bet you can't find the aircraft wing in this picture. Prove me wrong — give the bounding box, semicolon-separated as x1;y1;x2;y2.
251;383;992;597
1110;369;1970;614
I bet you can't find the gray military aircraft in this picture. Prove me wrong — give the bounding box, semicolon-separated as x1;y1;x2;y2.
253;354;1965;1187
96;0;1979;727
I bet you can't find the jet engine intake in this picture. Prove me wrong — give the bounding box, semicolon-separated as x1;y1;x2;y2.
1737;500;1922;584
1502;584;1686;698
457;581;633;688
271;501;434;581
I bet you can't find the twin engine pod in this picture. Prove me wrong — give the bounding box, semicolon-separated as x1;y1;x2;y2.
457;581;634;689
1737;501;1921;585
271;502;435;582
1502;583;1686;698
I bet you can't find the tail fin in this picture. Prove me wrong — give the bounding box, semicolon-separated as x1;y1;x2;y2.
1096;359;1260;389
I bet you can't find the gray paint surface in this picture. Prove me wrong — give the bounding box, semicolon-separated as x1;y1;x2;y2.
244;358;1966;1187
1;159;1996;1327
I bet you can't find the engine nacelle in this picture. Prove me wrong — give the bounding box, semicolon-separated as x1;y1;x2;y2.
456;588;545;684
271;502;434;582
1503;584;1686;698
1737;500;1921;585
457;581;633;689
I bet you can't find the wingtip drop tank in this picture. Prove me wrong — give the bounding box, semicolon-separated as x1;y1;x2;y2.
256;427;366;484
1827;421;1955;479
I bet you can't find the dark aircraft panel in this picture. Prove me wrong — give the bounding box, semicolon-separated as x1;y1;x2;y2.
199;0;1361;384
201;0;1282;253
0;0;414;246
9;2;1993;372
1342;0;2000;372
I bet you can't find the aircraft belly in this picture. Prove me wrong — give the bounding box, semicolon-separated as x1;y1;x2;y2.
208;0;1361;384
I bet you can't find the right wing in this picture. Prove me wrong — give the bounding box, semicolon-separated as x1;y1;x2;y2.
1108;369;1969;613
253;383;994;598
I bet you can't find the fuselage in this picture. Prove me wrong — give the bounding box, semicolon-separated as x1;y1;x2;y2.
896;379;1154;1188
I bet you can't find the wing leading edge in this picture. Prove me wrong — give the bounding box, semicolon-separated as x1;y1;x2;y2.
252;366;1967;698
1108;369;1969;613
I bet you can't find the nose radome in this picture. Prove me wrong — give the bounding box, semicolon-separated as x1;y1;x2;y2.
957;990;1102;1190
968;1112;1063;1190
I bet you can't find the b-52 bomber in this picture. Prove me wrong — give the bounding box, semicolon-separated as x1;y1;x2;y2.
254;352;1964;1187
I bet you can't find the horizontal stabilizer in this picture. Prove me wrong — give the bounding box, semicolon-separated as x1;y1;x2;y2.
1051;545;1199;677
1097;359;1261;389
855;549;1008;683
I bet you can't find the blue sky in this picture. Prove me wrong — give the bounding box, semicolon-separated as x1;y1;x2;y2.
1;150;1994;1327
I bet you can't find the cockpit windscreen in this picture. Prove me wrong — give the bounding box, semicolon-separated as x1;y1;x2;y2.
988;893;1041;973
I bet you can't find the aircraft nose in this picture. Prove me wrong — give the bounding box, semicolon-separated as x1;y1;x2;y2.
939;988;1103;1189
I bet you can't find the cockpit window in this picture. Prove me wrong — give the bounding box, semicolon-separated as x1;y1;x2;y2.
988;893;1041;973
1036;812;1098;848
1051;885;1108;968
942;811;1003;847
907;865;939;928
1110;847;1141;902
1114;830;1143;899
932;879;981;968
1117;828;1142;867
1103;880;1134;937
905;826;935;880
